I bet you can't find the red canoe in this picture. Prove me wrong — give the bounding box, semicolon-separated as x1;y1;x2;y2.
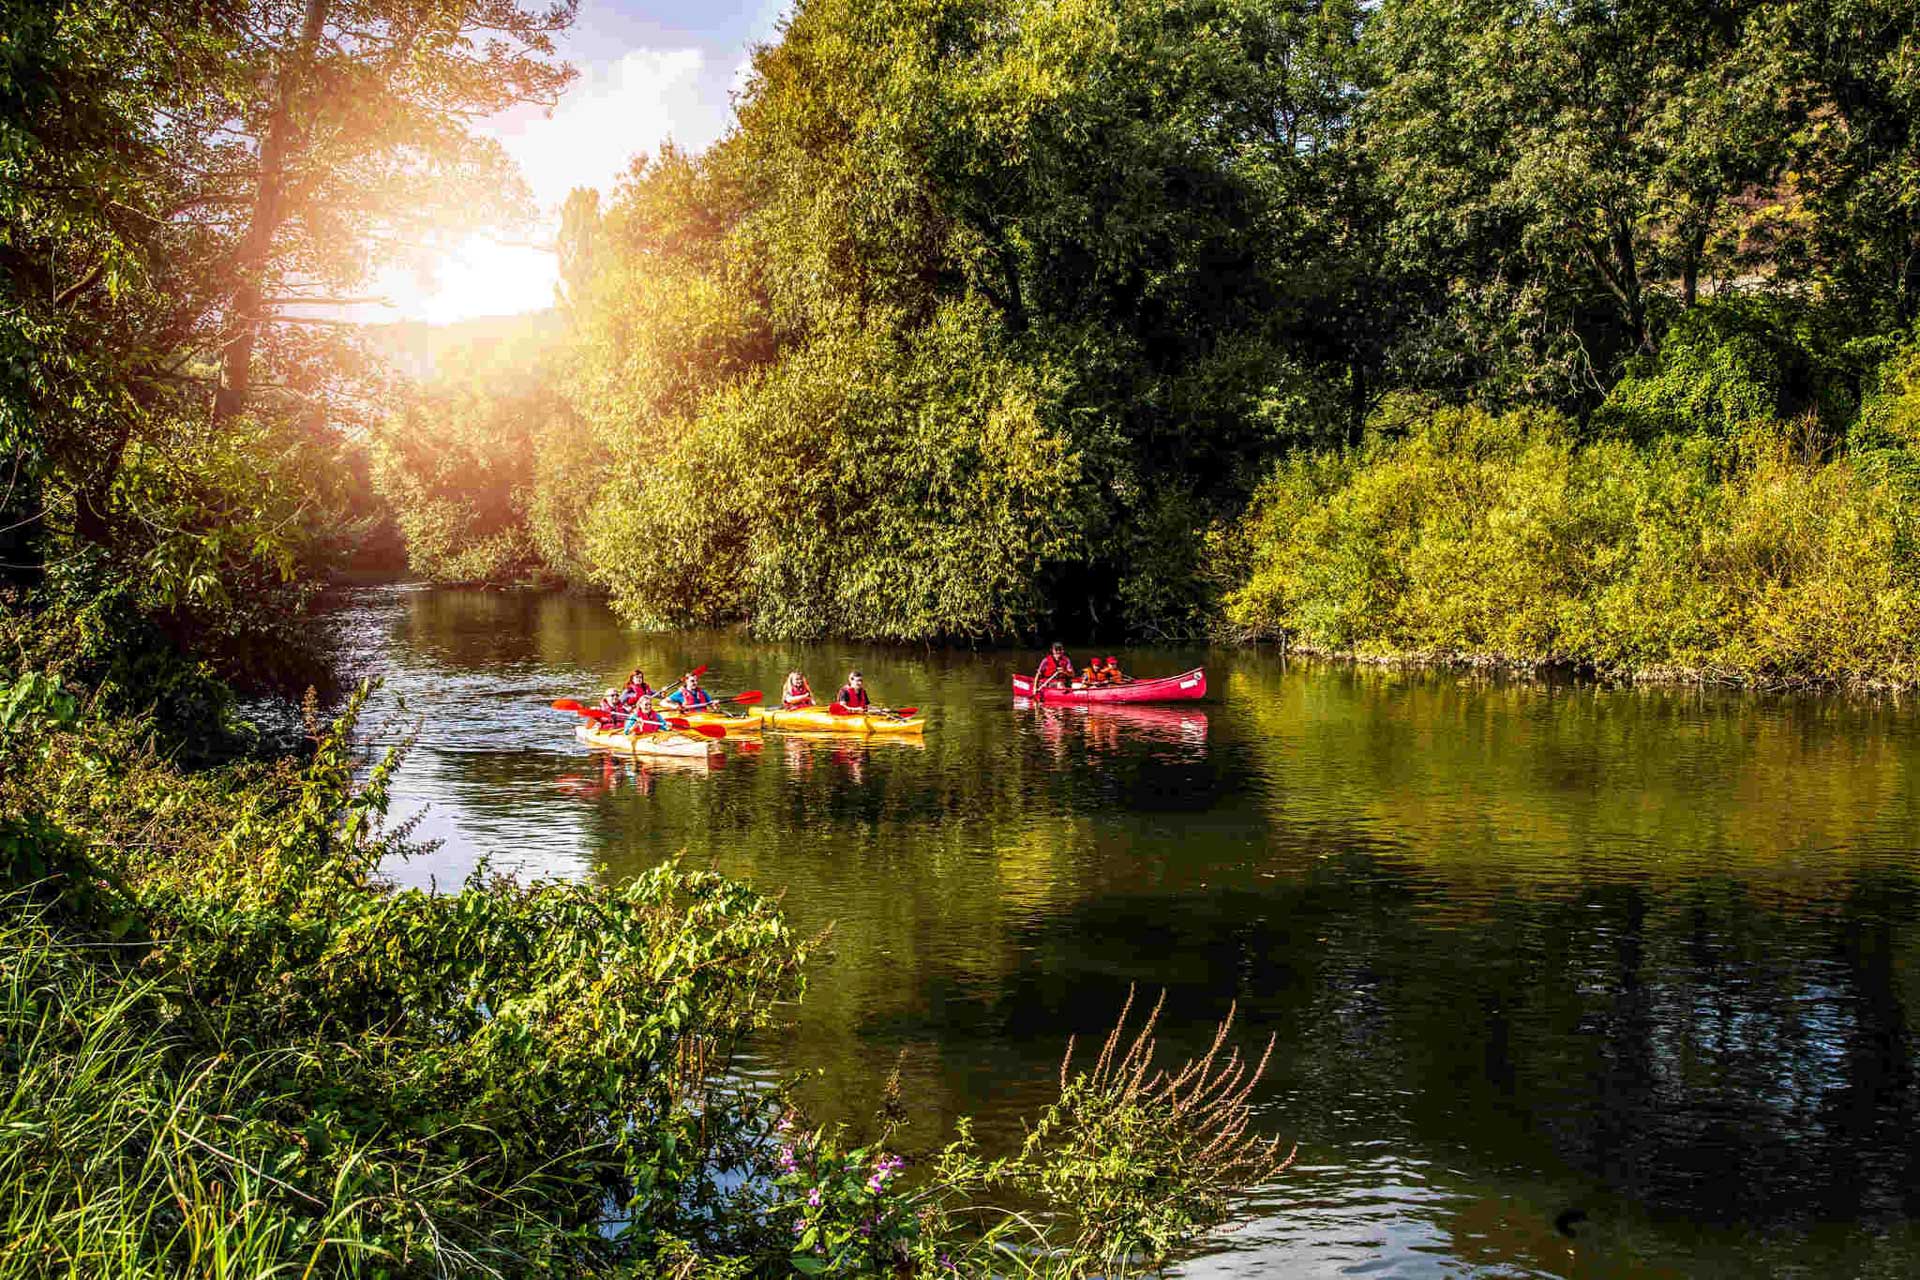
1010;667;1206;704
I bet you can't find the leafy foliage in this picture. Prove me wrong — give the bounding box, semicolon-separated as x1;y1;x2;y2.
1225;400;1920;687
0;678;1294;1276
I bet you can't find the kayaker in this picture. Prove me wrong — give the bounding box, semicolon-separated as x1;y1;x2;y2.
599;687;625;715
1084;659;1111;687
1033;642;1074;690
1104;656;1129;684
666;672;713;712
623;695;671;735
833;670;872;711
781;670;815;708
624;668;653;702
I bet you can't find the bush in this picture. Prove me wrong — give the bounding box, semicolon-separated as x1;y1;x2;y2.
1223;402;1920;688
584;301;1086;642
1591;301;1855;450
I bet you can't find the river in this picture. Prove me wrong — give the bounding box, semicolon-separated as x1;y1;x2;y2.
334;583;1920;1277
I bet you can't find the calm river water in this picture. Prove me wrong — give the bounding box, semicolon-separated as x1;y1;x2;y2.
336;584;1920;1277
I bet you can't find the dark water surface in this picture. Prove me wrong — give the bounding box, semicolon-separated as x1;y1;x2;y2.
339;585;1920;1277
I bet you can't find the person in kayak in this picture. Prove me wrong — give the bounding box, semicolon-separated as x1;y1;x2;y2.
781;670;815;708
624;668;653;703
833;670;872;711
1103;656;1129;683
1033;642;1074;690
599;687;626;715
666;672;713;712
622;695;672;735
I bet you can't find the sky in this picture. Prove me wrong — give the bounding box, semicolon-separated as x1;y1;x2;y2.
374;0;790;324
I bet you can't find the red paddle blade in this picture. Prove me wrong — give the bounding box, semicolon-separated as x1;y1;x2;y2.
690;664;709;678
731;690;764;705
895;707;918;717
666;717;692;729
694;724;726;739
552;698;587;712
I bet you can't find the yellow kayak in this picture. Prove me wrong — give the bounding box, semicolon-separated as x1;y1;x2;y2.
575;722;721;759
754;706;926;735
663;708;762;735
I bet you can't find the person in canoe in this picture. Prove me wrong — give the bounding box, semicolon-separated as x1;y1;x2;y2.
781;670;815;708
599;687;626;715
666;672;714;712
833;670;872;712
1033;642;1075;691
624;668;653;703
621;695;672;736
1104;656;1130;684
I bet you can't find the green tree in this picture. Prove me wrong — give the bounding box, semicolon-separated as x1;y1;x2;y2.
2;1;573;656
1362;0;1789;383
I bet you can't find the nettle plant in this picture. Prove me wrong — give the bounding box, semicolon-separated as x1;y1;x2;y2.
769;991;1296;1278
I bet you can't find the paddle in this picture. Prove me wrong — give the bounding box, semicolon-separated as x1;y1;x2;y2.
656;664;709;699
827;703;918;720
727;690;764;705
551;698;590;713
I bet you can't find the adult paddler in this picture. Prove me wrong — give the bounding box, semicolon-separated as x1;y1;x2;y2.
1032;642;1075;692
665;671;714;712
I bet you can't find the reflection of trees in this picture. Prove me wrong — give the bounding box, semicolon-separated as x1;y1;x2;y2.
1001;862;1920;1229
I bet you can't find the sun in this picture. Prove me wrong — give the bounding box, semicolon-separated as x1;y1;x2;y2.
385;234;560;324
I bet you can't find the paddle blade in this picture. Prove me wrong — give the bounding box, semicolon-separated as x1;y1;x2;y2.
690;664;709;678
731;690;764;705
694;724;727;739
552;698;588;713
895;707;918;718
666;717;692;730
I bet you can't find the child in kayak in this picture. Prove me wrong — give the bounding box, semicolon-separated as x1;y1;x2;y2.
666;672;713;711
624;668;653;702
781;670;814;708
833;671;872;711
622;696;672;735
1033;642;1074;690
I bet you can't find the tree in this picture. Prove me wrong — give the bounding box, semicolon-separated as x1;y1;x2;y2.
1362;0;1789;377
2;1;575;675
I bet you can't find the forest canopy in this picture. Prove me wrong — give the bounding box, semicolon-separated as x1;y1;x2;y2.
8;0;1920;674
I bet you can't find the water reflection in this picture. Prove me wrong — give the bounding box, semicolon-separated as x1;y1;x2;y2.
335;585;1920;1276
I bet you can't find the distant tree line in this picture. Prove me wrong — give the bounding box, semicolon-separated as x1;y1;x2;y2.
374;0;1916;660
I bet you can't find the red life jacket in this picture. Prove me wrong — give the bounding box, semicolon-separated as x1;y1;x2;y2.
836;685;870;710
783;679;813;708
1036;654;1074;683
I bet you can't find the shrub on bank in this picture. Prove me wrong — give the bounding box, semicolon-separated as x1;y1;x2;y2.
0;676;1290;1277
1223;399;1920;688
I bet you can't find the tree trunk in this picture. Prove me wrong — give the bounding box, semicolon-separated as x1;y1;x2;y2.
1346;356;1367;449
1681;215;1712;309
213;0;330;425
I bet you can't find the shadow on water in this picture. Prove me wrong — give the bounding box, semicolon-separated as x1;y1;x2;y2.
339;585;1920;1276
